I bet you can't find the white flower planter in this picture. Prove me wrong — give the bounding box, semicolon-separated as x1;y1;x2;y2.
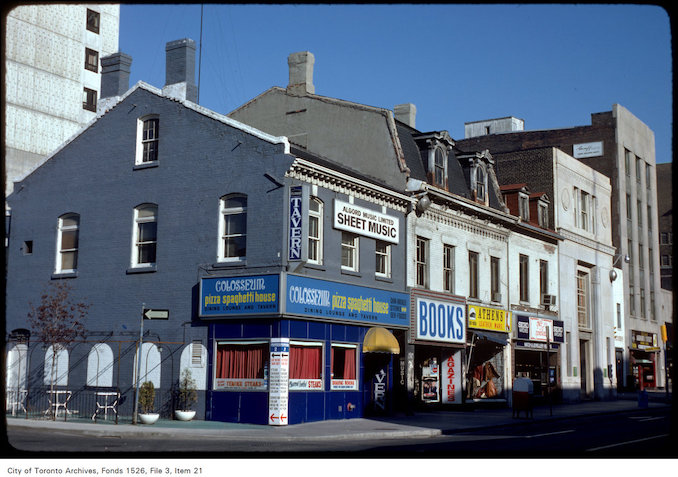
138;413;159;425
174;410;196;421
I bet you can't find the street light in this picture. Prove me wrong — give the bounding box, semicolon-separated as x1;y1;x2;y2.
609;254;631;282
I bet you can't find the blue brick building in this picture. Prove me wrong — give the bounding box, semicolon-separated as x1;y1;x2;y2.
5;40;412;424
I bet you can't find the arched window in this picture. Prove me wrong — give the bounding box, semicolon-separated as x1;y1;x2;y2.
434;147;446;187
218;194;247;262
133;342;161;389
87;343;114;388
179;342;207;391
44;345;69;386
55;213;80;273
474;163;487;203
6;344;28;413
132;204;158;267
308;197;323;264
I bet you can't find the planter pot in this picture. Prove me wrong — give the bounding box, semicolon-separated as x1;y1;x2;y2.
138;413;159;425
174;410;196;421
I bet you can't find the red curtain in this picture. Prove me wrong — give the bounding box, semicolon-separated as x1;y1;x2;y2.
343;347;356;380
331;346;356;380
289;345;322;379
216;344;267;379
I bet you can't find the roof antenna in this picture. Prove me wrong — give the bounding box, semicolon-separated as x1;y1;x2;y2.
197;4;204;103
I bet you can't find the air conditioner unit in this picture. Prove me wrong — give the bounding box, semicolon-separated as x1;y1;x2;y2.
492;292;502;303
541;294;557;306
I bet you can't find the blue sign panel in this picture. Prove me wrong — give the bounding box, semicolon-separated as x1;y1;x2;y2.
200;275;279;317
286;275;409;327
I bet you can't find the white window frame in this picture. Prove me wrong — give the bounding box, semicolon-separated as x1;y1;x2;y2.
289;340;324;391
341;232;359;272
131;204;158;268
577;270;591;329
474;163;487;202
538;201;549;228
518;193;530;221
218;194;247;263
416;236;429;288
375;240;391;278
135;116;159;165
308;197;323;265
519;254;529;303
55;213;79;273
433;147;447;187
330;343;359;391
443;244;455;293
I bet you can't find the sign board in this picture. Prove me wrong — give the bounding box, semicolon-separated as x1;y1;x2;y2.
333;199;399;244
143;309;169;320
200;275;279;317
414;297;465;344
441;350;462;405
631;330;659;351
268;338;289;426
573;141;604;159
468;304;510;332
516;315;564;343
286;275;409;327
288;186;305;261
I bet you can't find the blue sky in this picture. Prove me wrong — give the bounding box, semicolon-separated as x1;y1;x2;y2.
120;4;672;164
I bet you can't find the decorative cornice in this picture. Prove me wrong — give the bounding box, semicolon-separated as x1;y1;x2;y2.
286;158;412;211
556;227;616;255
422;205;509;242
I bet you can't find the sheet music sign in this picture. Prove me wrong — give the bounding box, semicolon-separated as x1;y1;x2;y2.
268;338;289;426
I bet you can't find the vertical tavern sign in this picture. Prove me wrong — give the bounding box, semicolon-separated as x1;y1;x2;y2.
288;185;308;261
288;186;303;260
268;338;289;426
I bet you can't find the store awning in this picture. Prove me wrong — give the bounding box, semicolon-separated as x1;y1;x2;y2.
473;330;509;346
362;327;400;354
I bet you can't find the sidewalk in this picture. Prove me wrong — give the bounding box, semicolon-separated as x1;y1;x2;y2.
7;393;671;443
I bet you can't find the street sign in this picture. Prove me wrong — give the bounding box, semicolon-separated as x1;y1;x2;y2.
143;309;169;320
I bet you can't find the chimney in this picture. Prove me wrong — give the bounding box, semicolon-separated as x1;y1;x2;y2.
287;51;315;96
394;103;416;128
163;38;198;102
100;52;132;99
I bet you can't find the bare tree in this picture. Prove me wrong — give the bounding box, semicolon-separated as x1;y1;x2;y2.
27;281;89;419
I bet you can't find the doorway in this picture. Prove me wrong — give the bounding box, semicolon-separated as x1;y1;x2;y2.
579;339;590;398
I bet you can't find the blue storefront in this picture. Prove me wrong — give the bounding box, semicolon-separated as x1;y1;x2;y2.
200;273;409;425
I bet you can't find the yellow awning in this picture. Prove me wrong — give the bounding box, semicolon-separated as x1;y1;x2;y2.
362;327;400;354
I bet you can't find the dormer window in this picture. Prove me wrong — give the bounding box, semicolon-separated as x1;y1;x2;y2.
518;192;529;221
473;162;487;203
434;148;446;186
538;200;549;228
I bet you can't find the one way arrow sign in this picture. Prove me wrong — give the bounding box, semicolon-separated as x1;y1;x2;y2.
143;308;169;320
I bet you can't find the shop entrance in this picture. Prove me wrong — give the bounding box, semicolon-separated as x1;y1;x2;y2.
514;348;558;399
631;351;657;390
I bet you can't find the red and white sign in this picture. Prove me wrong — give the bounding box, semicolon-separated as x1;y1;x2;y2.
441;351;462;404
331;379;357;390
529;317;554;342
214;378;266;391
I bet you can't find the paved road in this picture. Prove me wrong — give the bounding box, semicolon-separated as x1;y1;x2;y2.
6;407;672;456
362;407;673;457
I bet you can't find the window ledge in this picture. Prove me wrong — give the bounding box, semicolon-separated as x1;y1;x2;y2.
51;271;78;280
341;268;361;278
212;261;248;271
304;263;326;271
127;265;157;274
133;162;159;171
375;275;393;284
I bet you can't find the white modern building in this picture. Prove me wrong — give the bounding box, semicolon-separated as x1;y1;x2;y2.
4;4;120;198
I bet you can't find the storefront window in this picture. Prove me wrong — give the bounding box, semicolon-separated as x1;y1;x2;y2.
467;337;505;400
289;341;323;390
214;341;268;391
330;344;358;390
